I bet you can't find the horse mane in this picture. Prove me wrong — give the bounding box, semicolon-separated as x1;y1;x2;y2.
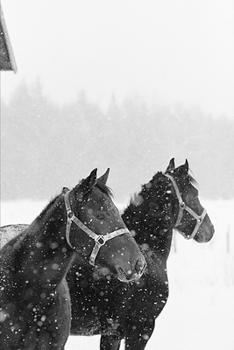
121;170;173;247
141;171;166;194
167;168;198;187
37;194;60;221
188;172;198;186
123;169;198;226
125;171;166;211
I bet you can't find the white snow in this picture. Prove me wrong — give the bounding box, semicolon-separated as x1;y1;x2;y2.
1;198;234;350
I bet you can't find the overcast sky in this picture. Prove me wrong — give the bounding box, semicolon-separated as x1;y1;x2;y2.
1;0;234;118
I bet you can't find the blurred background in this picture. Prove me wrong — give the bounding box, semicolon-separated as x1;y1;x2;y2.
1;0;234;202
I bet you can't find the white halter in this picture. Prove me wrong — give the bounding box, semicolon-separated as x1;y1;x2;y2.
164;174;207;239
64;190;130;265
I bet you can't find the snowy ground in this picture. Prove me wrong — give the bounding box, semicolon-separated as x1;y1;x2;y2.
1;199;234;350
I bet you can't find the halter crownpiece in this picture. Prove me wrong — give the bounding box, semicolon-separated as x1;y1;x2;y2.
63;190;130;266
164;173;207;239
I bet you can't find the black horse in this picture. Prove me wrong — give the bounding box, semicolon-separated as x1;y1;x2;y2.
0;169;145;350
67;159;214;349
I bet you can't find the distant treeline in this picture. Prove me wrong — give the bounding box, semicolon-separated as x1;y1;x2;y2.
2;80;234;201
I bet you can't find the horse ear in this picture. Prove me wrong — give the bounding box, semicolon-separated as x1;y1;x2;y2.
96;168;110;186
78;168;97;194
86;168;97;189
62;187;69;194
165;158;175;173
183;159;189;173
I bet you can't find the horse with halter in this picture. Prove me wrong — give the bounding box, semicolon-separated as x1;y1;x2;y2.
0;168;146;350
67;159;214;349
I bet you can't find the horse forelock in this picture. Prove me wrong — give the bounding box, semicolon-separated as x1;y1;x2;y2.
188;171;198;187
167;167;198;188
95;182;113;198
74;177;113;199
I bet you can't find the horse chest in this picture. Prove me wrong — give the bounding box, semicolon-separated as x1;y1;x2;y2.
0;289;68;348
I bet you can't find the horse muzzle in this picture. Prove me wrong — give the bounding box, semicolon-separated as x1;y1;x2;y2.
194;222;215;243
115;256;147;283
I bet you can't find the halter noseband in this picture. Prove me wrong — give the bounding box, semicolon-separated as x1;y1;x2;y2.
64;190;130;266
164;174;207;240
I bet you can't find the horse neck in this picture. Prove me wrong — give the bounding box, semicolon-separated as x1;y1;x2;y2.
122;175;175;260
17;196;74;291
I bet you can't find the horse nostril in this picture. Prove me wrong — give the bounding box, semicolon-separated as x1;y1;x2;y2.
116;265;127;277
135;259;146;274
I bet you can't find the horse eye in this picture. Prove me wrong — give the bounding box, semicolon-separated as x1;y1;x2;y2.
96;213;105;220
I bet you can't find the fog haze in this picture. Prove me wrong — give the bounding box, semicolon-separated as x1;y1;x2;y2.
1;0;234;118
1;82;234;201
1;0;234;202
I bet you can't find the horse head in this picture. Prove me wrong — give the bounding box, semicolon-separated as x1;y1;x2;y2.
65;168;146;282
165;158;215;242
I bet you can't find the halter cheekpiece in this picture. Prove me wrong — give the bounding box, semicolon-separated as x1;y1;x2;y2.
63;190;130;266
164;173;207;239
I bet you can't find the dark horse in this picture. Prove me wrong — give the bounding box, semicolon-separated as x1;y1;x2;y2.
0;169;146;350
66;159;214;349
